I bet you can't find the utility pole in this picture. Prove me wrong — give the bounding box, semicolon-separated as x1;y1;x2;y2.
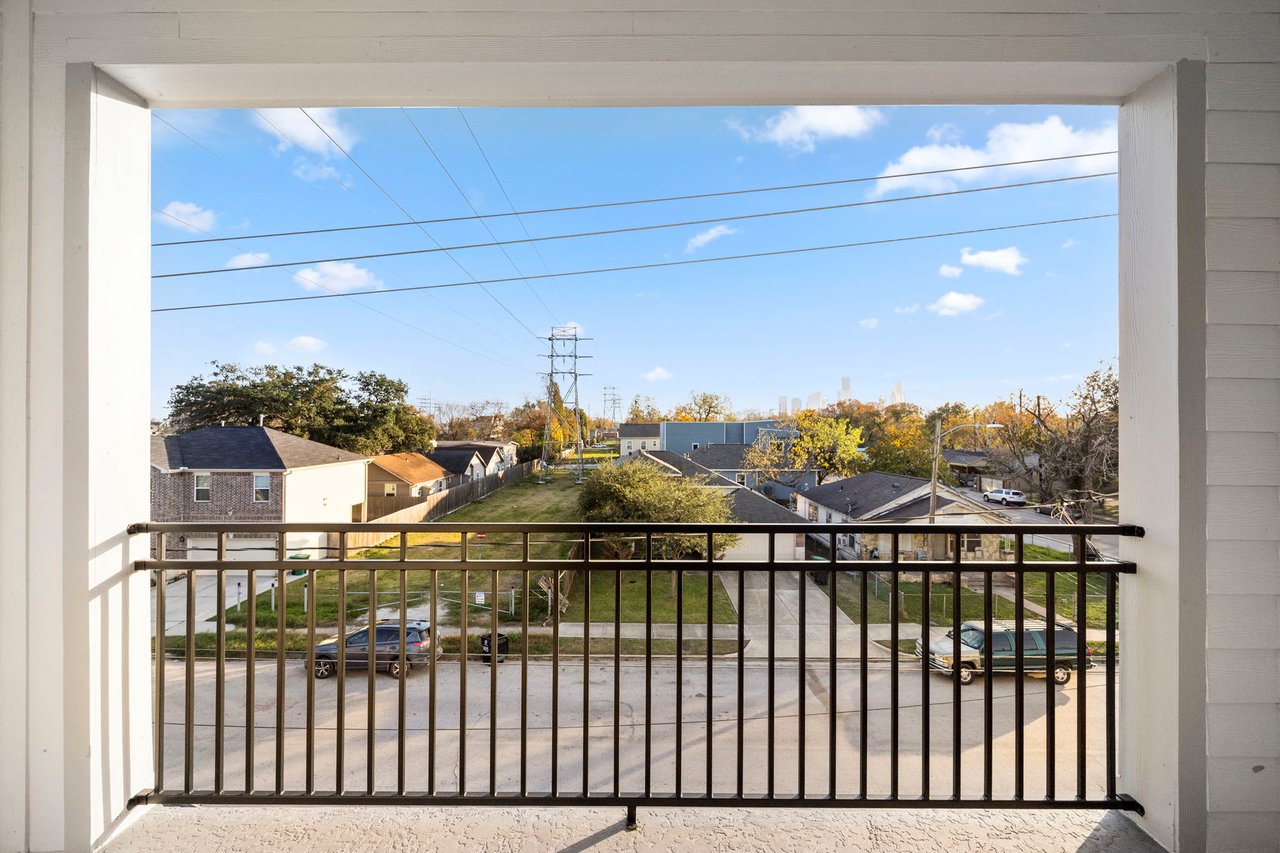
602;385;622;438
543;325;592;484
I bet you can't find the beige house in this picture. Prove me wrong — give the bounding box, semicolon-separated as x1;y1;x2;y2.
367;452;453;500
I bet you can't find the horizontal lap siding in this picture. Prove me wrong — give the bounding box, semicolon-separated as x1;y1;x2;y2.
1205;37;1280;847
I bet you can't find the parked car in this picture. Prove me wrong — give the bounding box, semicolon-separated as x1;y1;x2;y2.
312;619;435;679
914;620;1091;685
1035;501;1084;519
982;488;1027;506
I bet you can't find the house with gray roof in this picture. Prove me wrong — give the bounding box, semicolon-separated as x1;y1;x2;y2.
425;448;486;481
796;470;1006;561
150;426;370;560
619;422;661;457
685;442;821;500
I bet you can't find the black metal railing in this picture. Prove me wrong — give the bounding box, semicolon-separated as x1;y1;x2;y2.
129;521;1143;824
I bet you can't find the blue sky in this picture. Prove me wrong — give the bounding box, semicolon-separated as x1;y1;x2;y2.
151;104;1118;419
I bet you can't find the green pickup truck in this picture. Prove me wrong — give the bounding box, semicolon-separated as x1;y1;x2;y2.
915;620;1093;685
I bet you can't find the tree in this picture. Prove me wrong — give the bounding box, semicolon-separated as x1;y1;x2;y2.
167;362;434;455
627;395;664;423
742;410;864;486
671;391;732;422
577;461;739;561
864;412;937;479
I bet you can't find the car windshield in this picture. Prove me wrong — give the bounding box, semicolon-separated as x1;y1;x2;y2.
960;628;985;649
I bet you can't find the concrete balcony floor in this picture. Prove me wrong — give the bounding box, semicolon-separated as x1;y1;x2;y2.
104;805;1161;852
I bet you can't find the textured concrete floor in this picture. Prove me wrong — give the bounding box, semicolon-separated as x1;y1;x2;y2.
103;805;1164;852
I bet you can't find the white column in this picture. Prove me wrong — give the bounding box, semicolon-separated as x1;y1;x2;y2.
1118;60;1208;852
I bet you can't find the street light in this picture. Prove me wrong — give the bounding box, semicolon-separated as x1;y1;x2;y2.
929;422;1005;523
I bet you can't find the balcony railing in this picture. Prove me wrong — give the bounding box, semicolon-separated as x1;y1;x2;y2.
129;520;1143;826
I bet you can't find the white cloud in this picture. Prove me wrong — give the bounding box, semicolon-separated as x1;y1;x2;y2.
926;122;962;144
253;341;276;356
253;108;356;158
685;224;738;253
288;335;328;353
927;292;985;317
643;366;672;383
294;261;382;293
894;304;920;314
939;264;963;278
226;252;270;269
155;201;216;234
292;158;345;183
1061;238;1079;249
961;246;1028;275
729;106;885;153
872;115;1116;197
859;318;879;330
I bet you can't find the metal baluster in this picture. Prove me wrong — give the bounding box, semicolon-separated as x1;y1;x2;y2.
367;566;377;794
245;566;257;794
675;553;683;798
154;532;166;794
644;532;653;799
305;567;316;795
921;560;931;801
1076;535;1088;800
736;553;746;800
859;559;868;800
336;556;346;795
1046;566;1057;801
184;569;195;795
429;565;438;796
490;562;499;797
889;533;899;800
798;531;807;800
275;539;287;794
615;557;623;799
551;535;560;799
583;536;591;798
459;533;468;795
1105;569;1117;800
952;548;962;799
829;533;838;800
983;565;993;800
767;536;776;800
706;531;714;798
397;560;407;797
521;536;530;798
1014;533;1025;802
215;534;227;794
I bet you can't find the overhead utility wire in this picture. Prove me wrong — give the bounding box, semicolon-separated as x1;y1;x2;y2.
155;172;1114;280
150;206;518;368
455;107;565;301
399;108;558;322
152;150;1119;247
154;112;527;361
299;108;542;340
153;212;1117;313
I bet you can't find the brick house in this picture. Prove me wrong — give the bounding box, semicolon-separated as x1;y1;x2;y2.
151;426;369;559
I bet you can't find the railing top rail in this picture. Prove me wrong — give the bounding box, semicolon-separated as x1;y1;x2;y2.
129;520;1143;537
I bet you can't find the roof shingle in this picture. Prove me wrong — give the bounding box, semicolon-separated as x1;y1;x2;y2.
150;426;365;471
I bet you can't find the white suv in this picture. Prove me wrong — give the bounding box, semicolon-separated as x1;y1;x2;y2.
982;488;1027;506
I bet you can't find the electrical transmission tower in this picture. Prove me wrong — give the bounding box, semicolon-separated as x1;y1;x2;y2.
602;385;622;438
541;325;592;483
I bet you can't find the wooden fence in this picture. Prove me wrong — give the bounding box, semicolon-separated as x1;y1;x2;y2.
344;460;541;552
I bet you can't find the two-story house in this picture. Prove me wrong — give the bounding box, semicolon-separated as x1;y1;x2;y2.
150;425;369;560
619;422;661;457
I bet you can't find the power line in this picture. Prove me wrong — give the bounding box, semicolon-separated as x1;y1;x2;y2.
399;108;558;322
152;212;1117;314
455;108;566;303
299;108;542;341
154;112;530;361
150;206;518;368
152;150;1119;247
153;172;1115;280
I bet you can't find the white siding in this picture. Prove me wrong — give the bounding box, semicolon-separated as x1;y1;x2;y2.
281;462;368;557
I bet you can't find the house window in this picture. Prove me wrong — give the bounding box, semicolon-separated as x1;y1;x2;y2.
692;442;700;450
384;483;397;497
735;472;746;485
640;441;647;449
806;502;818;522
193;472;211;502
252;473;271;503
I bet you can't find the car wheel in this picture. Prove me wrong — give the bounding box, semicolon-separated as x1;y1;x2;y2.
957;664;975;685
1053;664;1072;685
983;495;990;502
387;659;411;679
313;657;335;679
1001;498;1009;506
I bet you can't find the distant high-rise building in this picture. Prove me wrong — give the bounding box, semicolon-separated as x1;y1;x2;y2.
791;397;802;413
806;391;824;409
839;376;852;402
891;381;906;405
777;395;788;416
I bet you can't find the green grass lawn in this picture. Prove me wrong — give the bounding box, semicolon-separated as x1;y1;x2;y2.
560;568;737;624
226;472;584;629
579;442;619;461
820;572;1038;626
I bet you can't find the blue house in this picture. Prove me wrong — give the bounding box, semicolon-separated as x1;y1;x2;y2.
658;419;783;454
